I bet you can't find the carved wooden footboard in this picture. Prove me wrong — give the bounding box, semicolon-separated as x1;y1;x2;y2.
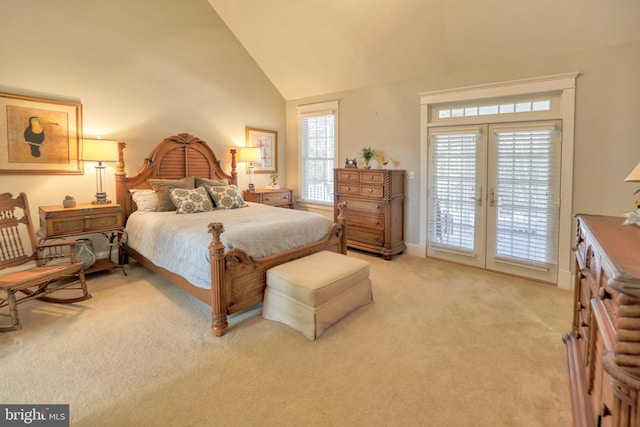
115;133;346;336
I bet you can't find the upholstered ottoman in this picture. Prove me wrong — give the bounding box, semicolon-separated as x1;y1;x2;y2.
263;251;373;341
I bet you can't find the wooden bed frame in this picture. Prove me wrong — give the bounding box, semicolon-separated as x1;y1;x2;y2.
115;133;347;336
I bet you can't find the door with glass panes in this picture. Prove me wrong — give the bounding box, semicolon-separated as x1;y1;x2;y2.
427;121;561;283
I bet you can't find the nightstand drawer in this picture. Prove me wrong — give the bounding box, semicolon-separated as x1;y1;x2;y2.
262;191;292;205
243;189;294;209
39;204;123;239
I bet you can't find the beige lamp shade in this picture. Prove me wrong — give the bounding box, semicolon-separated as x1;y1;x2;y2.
236;147;262;163
626;162;640;183
82;138;118;162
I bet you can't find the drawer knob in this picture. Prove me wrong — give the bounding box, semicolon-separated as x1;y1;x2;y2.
368;189;373;193
375;220;380;225
368;175;374;180
347;187;351;191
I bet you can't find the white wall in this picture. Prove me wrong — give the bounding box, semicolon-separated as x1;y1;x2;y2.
286;41;640;254
0;0;285;252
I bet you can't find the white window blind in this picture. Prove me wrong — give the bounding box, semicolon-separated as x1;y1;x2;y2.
298;101;338;204
429;129;481;251
492;122;561;265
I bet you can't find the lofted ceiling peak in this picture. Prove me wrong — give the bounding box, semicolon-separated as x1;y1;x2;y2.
208;0;640;100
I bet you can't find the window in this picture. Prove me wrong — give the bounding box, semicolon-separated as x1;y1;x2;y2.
298;100;339;204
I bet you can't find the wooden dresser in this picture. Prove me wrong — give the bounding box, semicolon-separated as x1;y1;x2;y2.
564;215;640;427
333;168;405;260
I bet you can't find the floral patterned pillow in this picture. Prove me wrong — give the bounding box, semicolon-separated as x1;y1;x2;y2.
206;185;248;209
168;187;213;214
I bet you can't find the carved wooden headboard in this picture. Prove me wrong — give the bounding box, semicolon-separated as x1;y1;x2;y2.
115;133;238;222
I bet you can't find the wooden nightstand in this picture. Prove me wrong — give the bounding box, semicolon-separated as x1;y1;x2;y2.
38;203;125;274
243;189;294;209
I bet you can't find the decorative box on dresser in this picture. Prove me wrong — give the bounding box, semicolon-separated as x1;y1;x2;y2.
333;168;406;260
564;215;640;427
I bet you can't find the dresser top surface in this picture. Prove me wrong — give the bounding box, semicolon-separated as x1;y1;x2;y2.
577;214;640;282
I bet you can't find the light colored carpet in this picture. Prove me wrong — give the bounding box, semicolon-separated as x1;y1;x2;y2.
0;251;573;426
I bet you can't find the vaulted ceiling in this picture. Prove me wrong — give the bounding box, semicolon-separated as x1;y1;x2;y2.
208;0;640;101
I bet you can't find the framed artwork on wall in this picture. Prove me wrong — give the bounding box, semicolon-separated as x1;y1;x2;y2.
0;91;83;174
246;127;277;174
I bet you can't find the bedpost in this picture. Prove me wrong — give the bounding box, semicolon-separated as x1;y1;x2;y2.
337;202;348;255
115;142;131;220
208;222;228;336
229;148;238;187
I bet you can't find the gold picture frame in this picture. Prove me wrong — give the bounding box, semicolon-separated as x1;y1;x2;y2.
246;127;277;174
0;91;83;174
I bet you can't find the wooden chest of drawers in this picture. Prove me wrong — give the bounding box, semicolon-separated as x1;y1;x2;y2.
243;189;294;209
334;168;405;259
38;203;123;239
564;215;640;427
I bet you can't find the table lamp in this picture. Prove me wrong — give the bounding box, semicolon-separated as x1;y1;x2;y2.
82;138;118;204
236;147;262;191
625;161;640;209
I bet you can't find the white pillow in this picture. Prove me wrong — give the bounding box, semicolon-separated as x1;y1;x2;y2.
130;189;157;212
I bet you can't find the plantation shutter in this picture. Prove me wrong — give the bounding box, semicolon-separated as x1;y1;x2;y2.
298;101;338;204
491;122;561;265
428;127;482;252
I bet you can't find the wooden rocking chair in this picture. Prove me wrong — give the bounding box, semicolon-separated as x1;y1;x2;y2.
0;192;91;331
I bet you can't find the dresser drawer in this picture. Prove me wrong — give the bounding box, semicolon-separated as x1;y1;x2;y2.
337;170;360;183
359;171;385;184
346;212;385;230
348;227;384;247
359;185;384;198
337;183;360;195
342;198;384;214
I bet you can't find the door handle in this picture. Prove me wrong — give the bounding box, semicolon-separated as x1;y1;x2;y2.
489;188;495;207
472;186;482;206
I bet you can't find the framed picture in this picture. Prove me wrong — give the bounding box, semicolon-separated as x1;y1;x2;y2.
246;127;277;174
0;92;83;174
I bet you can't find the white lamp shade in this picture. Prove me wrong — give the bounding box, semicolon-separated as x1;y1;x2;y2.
82;139;118;162
626;162;640;182
236;147;262;163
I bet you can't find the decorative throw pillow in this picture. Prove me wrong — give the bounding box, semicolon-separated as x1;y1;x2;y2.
194;177;229;188
195;177;229;208
168;187;213;214
206;185;248;209
148;177;195;212
130;189;157;212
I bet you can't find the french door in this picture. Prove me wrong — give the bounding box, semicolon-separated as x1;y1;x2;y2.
427;120;561;283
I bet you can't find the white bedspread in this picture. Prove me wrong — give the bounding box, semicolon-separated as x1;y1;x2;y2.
125;203;334;289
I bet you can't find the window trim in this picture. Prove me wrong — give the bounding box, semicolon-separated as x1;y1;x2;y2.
420;72;578;289
297;100;339;206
